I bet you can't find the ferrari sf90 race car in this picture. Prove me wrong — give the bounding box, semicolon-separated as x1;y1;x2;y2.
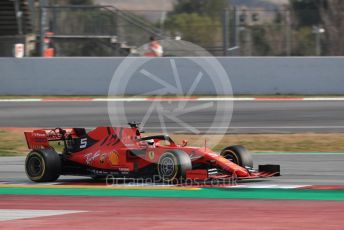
24;123;280;183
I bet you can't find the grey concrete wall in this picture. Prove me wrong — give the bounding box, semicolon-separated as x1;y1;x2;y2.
0;57;343;95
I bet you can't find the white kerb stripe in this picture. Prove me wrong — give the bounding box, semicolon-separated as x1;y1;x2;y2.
0;209;86;221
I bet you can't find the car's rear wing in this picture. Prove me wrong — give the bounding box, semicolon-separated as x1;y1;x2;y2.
24;128;76;150
24;130;51;150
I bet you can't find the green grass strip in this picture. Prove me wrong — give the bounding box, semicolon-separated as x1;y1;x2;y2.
253;152;344;155
0;187;344;201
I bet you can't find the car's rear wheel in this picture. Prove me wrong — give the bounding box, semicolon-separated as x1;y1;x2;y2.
25;149;61;182
157;150;192;183
220;145;253;168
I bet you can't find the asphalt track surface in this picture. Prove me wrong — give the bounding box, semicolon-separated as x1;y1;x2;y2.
1;100;344;133
1;100;344;186
1;154;344;230
1;100;344;229
1;153;344;186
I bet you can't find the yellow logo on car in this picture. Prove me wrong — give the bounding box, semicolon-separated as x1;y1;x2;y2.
108;151;119;166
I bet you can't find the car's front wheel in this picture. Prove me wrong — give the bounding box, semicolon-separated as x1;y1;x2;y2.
220;145;253;169
157;150;192;183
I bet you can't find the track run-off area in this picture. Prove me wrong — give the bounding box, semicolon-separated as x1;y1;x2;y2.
0;152;344;229
1;97;344;229
0;194;343;230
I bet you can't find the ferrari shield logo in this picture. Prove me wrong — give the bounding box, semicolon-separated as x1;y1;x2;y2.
148;151;155;160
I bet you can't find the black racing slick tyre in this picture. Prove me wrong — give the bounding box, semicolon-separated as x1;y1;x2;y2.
220;145;253;169
157;150;192;183
25;149;61;182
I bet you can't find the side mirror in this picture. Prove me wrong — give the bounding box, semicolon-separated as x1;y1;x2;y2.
181;139;188;147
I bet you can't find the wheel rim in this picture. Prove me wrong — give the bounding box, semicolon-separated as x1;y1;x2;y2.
223;150;239;165
159;157;175;177
27;156;43;177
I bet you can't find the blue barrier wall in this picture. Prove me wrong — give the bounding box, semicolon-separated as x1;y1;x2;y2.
0;57;343;95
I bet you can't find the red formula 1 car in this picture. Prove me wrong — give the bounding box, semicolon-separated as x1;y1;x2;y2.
24;123;280;183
